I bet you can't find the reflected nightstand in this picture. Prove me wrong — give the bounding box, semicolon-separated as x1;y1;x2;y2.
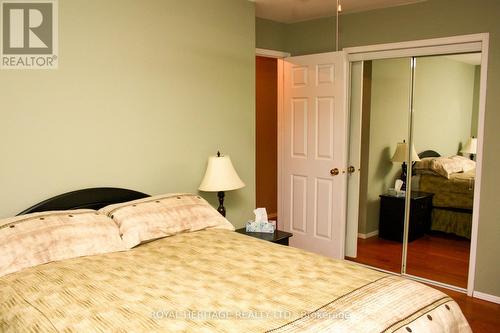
378;191;434;242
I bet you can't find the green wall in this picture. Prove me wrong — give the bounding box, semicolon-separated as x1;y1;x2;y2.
471;66;481;137
255;16;336;56
413;56;476;156
363;58;411;235
0;0;256;227
285;17;337;55
255;17;287;52
256;0;500;297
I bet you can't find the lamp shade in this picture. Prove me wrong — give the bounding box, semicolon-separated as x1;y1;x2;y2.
199;155;245;192
391;141;420;163
461;137;477;155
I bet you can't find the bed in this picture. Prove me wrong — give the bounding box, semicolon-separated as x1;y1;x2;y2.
413;151;475;238
0;188;471;332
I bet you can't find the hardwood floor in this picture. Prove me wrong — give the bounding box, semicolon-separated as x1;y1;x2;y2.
346;232;470;288
435;287;500;333
407;233;470;288
346;233;500;332
347;235;403;274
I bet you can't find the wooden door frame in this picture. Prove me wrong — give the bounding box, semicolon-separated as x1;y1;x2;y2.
343;33;489;298
256;48;290;59
255;48;289;224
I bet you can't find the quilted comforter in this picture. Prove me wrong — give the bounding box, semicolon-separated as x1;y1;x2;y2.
0;229;471;332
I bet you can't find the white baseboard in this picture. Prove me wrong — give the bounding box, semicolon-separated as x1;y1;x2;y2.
357;230;379;239
473;291;500;304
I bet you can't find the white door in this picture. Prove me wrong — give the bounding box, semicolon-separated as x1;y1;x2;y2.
281;52;347;259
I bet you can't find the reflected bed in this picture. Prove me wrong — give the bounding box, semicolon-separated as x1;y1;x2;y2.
413;151;474;238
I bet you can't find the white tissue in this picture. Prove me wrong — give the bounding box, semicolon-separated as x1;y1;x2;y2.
395;179;403;191
246;208;275;233
253;208;268;223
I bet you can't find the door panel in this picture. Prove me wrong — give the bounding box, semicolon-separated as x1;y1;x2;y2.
316;97;334;159
344;58;410;273
315;178;333;239
291;175;307;232
282;52;346;259
292;98;308;158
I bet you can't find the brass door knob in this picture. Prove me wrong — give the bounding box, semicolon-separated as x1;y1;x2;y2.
347;166;356;174
330;168;339;176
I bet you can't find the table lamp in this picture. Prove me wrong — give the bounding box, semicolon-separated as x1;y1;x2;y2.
461;137;477;160
391;140;420;191
199;151;245;217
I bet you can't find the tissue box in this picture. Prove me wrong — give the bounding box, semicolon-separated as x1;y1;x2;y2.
387;188;405;197
245;220;276;233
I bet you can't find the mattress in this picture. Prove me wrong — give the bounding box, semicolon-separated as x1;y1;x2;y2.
414;170;474;238
0;229;471;332
417;169;475;210
431;208;472;239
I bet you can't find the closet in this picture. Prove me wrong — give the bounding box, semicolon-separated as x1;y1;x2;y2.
344;50;483;292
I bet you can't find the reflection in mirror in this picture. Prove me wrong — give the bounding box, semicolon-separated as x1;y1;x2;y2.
345;51;481;290
407;53;480;288
345;57;411;274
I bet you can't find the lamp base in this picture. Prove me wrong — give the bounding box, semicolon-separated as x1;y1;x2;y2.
400;162;407;191
400;161;418;191
217;191;226;217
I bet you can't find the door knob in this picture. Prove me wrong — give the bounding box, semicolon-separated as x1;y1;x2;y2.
347;166;356;174
330;168;339;176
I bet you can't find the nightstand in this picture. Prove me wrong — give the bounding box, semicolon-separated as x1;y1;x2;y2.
236;228;293;246
378;191;434;242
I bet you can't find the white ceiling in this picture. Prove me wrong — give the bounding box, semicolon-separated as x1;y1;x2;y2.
254;0;427;23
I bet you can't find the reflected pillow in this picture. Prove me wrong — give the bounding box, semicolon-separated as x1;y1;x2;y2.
99;193;234;248
430;157;466;179
450;155;476;173
414;157;438;175
0;210;126;277
413;157;436;173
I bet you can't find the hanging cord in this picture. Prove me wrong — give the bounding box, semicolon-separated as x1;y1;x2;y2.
336;0;342;51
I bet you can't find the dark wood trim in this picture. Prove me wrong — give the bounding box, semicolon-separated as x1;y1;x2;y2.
256;56;278;221
418;150;441;159
18;187;149;215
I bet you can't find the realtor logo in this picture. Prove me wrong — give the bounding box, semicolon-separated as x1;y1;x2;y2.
1;0;58;69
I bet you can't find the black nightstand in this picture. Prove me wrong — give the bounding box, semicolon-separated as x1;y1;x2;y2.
378;191;434;242
236;228;293;246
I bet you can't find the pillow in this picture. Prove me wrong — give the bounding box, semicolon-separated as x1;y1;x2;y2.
430;157;465;179
99;193;235;248
414;157;434;171
450;155;476;172
0;209;126;277
413;157;439;175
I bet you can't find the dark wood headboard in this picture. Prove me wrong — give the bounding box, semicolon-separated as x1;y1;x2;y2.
418;150;441;159
17;187;150;215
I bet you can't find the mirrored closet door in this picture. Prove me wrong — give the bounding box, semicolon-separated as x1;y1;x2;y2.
345;57;412;274
345;52;481;291
406;54;480;288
